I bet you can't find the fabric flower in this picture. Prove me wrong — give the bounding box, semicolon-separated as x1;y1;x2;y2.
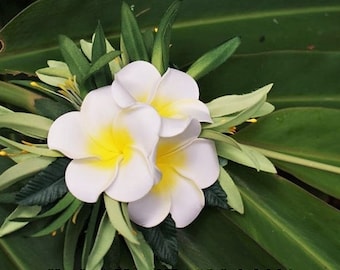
111;61;212;137
128;120;219;228
48;86;161;203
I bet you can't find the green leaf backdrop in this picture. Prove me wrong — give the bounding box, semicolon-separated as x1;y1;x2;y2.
1;0;340;269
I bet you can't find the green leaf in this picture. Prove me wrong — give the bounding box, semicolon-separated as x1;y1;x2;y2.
34;98;75;120
86;50;121;80
0;136;62;157
103;194;139;244
203;181;228;209
218;166;244;214
31;198;82;237
151;0;182;74
234;107;340;198
0;157;55;191
187;36;241;80
91;21;112;88
64;205;91;270
0;81;46;113
206;83;273;118
86;211;116;270
125;230;155;270
81;199;102;268
139;215;178;266
0;205;41;237
58;35;92;97
16;158;70;206
225;163;340;269
0;112;53;139
120;1;149;62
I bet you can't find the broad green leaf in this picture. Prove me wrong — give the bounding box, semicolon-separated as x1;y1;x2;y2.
86;211;116;270
0;205;41;237
16;158;70;206
199;51;340;109
0;156;55;191
234;107;340;198
103;195;139;244
0;136;62;158
120;1;149;62
200;129;241;149
151;0;181;74
218;166;244;214
31;199;83;237
225;163;340;269
177;208;283;269
0;112;53;139
125;230;155;270
187;36;241;80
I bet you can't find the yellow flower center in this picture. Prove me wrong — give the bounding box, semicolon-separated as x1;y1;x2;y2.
152;142;187;195
88;126;133;168
150;97;177;118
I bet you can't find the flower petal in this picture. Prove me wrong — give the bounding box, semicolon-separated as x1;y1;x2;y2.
65;158;118;203
105;148;158;202
48;112;92;159
111;82;136;107
115;104;161;155
170;99;212;123
170;176;205;228
158;119;201;154
175;139;219;189
128;192;171;228
80;86;120;138
114;61;160;103
155;68;199;102
160;117;192;137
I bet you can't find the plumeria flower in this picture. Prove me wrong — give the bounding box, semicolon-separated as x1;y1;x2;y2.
111;61;212;137
47;86;161;203
128;119;219;228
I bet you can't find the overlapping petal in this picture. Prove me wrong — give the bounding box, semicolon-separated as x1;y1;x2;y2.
48;86;162;204
110;60;212;137
128;120;219;228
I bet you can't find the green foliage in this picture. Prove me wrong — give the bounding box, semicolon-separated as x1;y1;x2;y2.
120;2;149;62
151;0;182;74
203;180;228;209
16;158;70;206
139;215;178;267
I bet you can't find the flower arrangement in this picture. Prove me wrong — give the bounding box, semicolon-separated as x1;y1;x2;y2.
1;0;340;269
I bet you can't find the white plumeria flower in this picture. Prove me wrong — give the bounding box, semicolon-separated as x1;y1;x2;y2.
47;86;161;203
128;119;219;228
111;61;212;137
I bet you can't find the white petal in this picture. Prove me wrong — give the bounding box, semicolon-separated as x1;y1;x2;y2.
80;86;120;138
155;68;199;102
158;119;201;153
128;192;171;228
105;148;157;202
170;176;205;228
160;117;192;137
111;81;136;107
170;99;212;123
175;139;219;189
114;61;160;103
65;158;118;203
115;104;161;155
48;112;92;159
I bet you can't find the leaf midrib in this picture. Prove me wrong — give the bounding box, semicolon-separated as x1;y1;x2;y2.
224;188;334;269
0;240;26;270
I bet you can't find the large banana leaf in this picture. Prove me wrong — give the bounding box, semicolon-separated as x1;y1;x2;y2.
1;0;340;269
